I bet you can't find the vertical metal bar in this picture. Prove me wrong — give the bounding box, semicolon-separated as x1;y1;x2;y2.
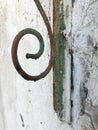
53;0;66;120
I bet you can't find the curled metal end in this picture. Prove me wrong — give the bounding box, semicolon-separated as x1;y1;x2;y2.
11;28;52;81
26;53;39;60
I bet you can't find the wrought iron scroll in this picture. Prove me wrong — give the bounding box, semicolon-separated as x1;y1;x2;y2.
11;0;66;120
11;0;54;81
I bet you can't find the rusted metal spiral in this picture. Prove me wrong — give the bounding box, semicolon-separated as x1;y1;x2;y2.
11;0;54;81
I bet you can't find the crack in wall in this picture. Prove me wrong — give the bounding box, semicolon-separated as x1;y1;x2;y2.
70;48;74;122
84;112;96;130
70;0;74;123
19;114;25;127
72;0;75;7
80;83;88;115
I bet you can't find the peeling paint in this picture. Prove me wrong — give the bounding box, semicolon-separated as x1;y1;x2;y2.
53;0;66;120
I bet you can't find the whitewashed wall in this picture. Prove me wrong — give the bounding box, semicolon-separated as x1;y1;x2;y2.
0;0;98;130
0;0;59;130
0;0;72;130
64;0;98;130
70;0;98;130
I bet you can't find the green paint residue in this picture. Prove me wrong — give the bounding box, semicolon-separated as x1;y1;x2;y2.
23;28;44;60
53;0;66;120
